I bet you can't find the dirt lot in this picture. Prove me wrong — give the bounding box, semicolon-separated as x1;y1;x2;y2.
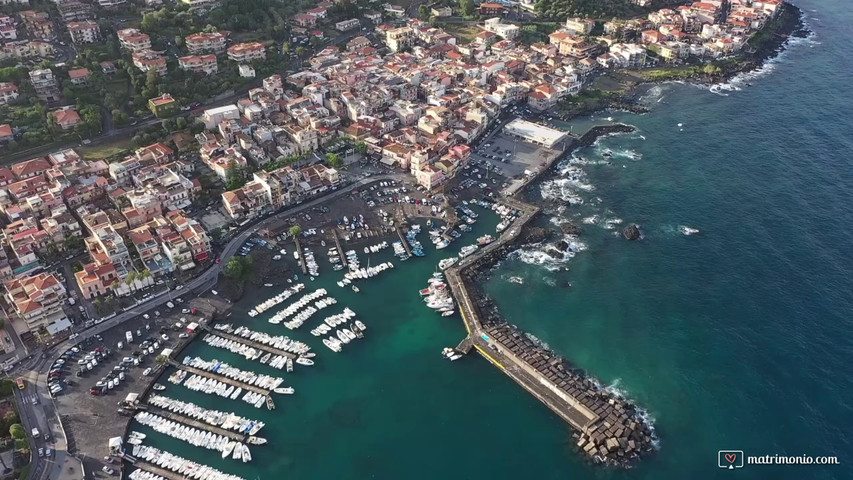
52;294;230;477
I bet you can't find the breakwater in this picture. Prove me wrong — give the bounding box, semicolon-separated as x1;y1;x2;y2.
447;126;656;466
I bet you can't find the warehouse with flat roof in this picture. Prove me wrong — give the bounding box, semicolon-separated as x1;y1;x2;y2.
503;119;569;149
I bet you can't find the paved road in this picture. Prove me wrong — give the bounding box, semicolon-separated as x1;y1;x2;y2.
13;172;402;480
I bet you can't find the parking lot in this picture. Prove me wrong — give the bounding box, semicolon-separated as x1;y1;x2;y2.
49;294;229;477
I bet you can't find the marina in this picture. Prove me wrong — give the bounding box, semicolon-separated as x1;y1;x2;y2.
169;362;273;396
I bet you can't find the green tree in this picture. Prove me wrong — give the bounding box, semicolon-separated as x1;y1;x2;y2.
155;354;169;365
289;225;302;238
295;46;306;57
224;256;253;282
418;4;430;19
355;141;367;155
174;35;184;48
225;160;247;190
189;120;205;134
282;42;290;53
460;0;476;16
325;152;342;168
176;117;187;130
162;118;177;132
9;424;25;440
145;69;160;94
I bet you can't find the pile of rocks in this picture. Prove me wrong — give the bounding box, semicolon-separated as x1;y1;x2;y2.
485;323;657;467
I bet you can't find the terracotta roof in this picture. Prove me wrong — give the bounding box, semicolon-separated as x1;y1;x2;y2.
68;68;90;79
12;157;50;178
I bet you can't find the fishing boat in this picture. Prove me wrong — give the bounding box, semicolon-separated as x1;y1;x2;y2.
458;245;478;258
477;235;494;246
355;320;366;331
352;285;360;293
266;396;275;410
295;357;314;366
441;310;455;317
242;444;251;463
274;387;295;395
246;436;267;445
152;383;166;391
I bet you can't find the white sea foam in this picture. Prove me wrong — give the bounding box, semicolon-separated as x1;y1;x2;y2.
582;215;600;225
511;235;587;272
541;276;557;287
524;332;551;351
679;225;700;236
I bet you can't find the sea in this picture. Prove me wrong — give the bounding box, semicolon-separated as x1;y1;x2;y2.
129;1;852;479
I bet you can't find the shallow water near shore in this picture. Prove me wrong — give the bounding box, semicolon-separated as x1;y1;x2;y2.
130;1;852;478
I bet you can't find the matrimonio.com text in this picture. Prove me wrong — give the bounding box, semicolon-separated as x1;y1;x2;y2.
718;450;841;469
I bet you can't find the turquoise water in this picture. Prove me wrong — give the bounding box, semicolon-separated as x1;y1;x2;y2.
131;1;853;479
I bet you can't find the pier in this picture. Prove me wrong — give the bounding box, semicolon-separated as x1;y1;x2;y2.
395;224;412;257
133;461;185;480
294;236;307;274
445;195;655;465
201;326;296;359
169;360;271;396
144;405;245;441
331;229;347;268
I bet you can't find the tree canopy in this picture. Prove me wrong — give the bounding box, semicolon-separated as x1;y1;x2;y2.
224;256;254;282
289;225;303;237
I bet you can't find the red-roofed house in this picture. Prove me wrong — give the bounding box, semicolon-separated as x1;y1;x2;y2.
295;14;316;28
67;67;90;85
51;107;82;130
479;3;505;15
12;157;50;180
227;42;266;62
4;272;69;334
0;124;13;145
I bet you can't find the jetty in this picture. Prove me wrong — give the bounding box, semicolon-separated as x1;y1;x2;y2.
331;229;348;268
169;360;270;396
200;326;296;359
445;195;655;466
395;224;412;256
294;236;307;274
145;405;244;441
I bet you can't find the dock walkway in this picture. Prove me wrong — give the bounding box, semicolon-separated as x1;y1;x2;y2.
395;224;412;256
145;405;245;441
201;326;296;359
170;361;270;396
294;236;307;274
332;229;347;268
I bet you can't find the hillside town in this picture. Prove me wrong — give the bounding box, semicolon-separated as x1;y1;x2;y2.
0;0;786;355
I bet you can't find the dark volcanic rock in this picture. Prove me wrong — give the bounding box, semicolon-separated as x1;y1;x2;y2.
523;227;549;244
622;224;641;241
560;222;582;235
555;240;569;252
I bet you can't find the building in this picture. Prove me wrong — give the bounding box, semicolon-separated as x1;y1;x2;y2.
4;273;69;335
0;82;18;105
239;65;255;78
227;42;266;63
67;20;100;44
148;94;178;118
117;28;151;52
0;124;12;146
335;18;360;32
385;27;414;52
294;14;317;28
565;17;596;35
74;261;119;299
483;18;521;40
201;105;239;130
67;67;90;85
132;51;167;75
503;119;568;149
57;2;93;22
178;54;218;75
431;6;452;17
479;3;505;15
185;32;227;54
28;69;59;102
549;31;600;58
100;61;117;74
98;0;127;6
52;107;82;130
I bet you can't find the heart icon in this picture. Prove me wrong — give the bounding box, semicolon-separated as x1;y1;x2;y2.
725;454;737;464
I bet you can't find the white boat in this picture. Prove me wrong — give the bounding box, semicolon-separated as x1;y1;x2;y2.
272;255;282;260
438;258;457;270
153;383;166;391
295;357;314;366
242;444;251;463
355;320;366;331
441;310;455;317
232;443;243;461
221;440;235;459
274;387;295;394
286;357;293;372
458;245;479;258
